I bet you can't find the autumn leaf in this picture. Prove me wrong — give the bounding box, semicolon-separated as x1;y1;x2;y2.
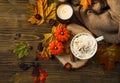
37;0;44;18
45;2;56;19
13;42;28;59
28;16;37;24
37;26;59;59
46;11;56;23
52;26;57;33
28;0;56;26
80;0;92;9
42;33;55;47
97;44;120;71
42;0;48;12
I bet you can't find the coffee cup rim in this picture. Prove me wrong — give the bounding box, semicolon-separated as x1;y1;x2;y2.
70;32;98;60
56;3;74;21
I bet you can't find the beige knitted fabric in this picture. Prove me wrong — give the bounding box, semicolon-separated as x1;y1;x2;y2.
72;0;120;44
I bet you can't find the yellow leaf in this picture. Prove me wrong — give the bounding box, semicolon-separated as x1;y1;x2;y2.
45;2;56;18
80;0;92;9
42;0;48;11
47;11;56;20
37;0;44;19
28;16;37;24
34;5;38;14
44;33;53;39
36;19;45;25
42;33;54;47
52;26;57;33
28;0;57;26
46;47;51;56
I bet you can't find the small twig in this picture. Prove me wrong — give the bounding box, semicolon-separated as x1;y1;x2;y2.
70;53;75;62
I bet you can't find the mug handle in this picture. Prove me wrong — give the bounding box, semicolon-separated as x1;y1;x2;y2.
96;36;104;42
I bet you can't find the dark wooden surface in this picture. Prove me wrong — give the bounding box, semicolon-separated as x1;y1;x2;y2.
0;0;120;83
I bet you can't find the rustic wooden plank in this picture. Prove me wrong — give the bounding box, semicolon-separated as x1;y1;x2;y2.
0;0;9;3
0;70;119;83
0;47;119;83
0;0;29;3
0;68;119;82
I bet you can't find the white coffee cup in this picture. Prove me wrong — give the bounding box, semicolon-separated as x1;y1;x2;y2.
70;33;104;60
56;3;73;23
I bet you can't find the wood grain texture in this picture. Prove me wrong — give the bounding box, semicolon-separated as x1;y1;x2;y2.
0;0;120;83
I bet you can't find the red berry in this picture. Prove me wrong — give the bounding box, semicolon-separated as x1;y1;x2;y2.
41;78;45;83
39;55;44;60
34;77;40;83
45;55;50;60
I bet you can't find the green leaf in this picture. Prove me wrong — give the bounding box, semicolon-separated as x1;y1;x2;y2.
23;48;28;56
16;43;26;49
14;49;21;55
13;42;29;59
18;51;24;59
16;46;26;52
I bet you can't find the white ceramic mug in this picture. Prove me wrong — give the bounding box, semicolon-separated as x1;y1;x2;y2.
70;33;104;60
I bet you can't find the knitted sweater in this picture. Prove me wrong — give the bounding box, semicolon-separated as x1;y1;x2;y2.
72;0;120;44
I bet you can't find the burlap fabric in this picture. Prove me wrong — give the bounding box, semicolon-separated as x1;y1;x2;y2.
58;0;120;44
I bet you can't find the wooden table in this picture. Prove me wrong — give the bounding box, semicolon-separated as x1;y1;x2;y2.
0;0;120;83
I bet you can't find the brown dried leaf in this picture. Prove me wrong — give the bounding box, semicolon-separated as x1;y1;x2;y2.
97;44;120;71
